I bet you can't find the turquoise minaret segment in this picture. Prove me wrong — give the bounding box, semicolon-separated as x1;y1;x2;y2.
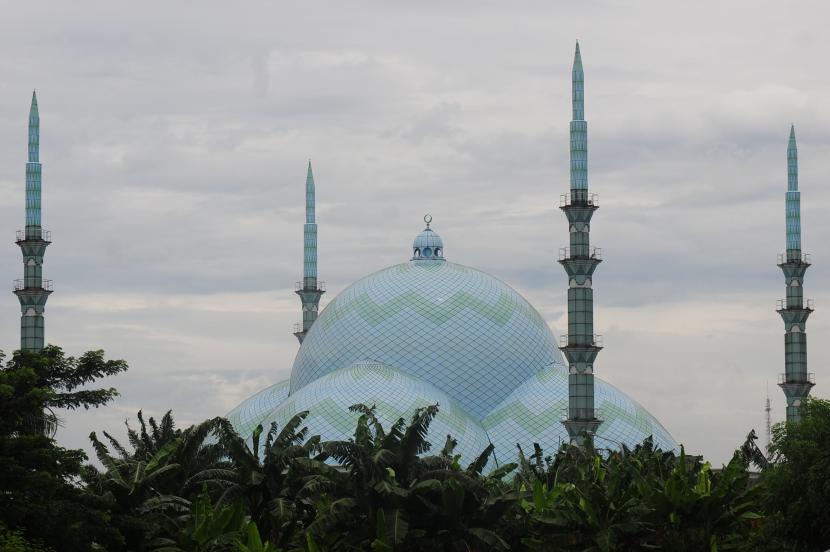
560;42;602;444
27;90;42;236
304;161;317;281
786;125;801;253
294;161;325;344
15;91;52;351
570;41;587;193
777;126;814;423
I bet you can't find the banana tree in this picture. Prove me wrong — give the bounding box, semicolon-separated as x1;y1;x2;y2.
215;413;331;549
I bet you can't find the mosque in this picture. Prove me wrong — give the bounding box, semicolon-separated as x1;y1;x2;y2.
14;42;816;464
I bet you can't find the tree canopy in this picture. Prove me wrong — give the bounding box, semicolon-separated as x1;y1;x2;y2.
0;346;128;551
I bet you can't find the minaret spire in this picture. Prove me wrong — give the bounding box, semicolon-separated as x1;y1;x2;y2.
572;41;584;122
294;161;325;343
27;91;41;233
15;90;53;351
559;42;602;444
305;160;316;225
786;125;800;248
777;125;814;422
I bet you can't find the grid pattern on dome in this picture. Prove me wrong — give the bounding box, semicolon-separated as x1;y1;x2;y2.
260;361;492;464
225;380;290;440
483;366;677;464
290;261;564;418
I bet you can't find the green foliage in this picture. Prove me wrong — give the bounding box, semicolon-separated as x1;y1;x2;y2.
0;346;127;438
237;519;282;552
0;346;127;551
759;398;830;551
516;437;761;551
0;522;55;552
147;488;247;551
215;413;332;548
85;412;233;550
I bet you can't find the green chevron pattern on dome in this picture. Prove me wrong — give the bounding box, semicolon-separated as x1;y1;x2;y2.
323;288;530;329
290;259;564;418
321;262;546;331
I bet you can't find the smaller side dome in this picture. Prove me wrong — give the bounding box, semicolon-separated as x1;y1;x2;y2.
412;214;445;261
256;360;492;463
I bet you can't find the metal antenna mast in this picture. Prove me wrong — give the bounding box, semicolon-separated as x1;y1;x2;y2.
765;383;772;451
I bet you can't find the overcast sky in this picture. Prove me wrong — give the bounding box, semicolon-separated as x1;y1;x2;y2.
1;0;829;465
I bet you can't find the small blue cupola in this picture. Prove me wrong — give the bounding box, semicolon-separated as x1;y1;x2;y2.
412;215;445;261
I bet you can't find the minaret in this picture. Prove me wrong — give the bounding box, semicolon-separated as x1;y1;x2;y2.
559;42;602;444
777;125;814;422
14;91;53;351
294;161;324;343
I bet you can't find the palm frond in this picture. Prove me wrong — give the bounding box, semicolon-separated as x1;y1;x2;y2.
400;404;440;459
160;410;175;439
275;411;311;448
102;430;131;461
466;444;495;476
88;431;130;489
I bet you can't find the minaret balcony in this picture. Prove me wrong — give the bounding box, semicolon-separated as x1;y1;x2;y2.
776;298;814;311
559;247;601;261
560;192;599;208
561;407;604;422
778;252;810;266
16;229;51;244
14;279;52;291
778;372;815;385
295;280;326;292
560;334;603;348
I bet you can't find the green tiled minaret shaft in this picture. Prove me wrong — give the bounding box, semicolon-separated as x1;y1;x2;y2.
294;161;324;343
777;125;814;422
559;42;602;444
14;91;53;351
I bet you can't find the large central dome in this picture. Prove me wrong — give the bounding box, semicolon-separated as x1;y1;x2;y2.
290;259;564;419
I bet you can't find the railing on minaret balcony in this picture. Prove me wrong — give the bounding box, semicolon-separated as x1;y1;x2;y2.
16;229;51;243
560;334;603;348
776;298;814;312
778;252;810;266
295;280;326;292
559;247;602;261
778;373;815;385
560;192;599;208
14;279;53;292
561;407;605;422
